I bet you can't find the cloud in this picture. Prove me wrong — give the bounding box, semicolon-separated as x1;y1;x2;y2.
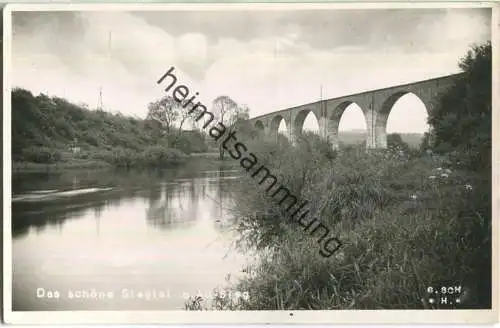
11;7;491;133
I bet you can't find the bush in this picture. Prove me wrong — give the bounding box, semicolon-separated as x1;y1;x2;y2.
110;147;137;168
387;133;410;153
140;146;187;167
21;146;62;163
169;132;209;154
88;149;115;163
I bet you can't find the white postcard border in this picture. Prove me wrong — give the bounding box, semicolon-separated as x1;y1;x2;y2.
2;1;499;325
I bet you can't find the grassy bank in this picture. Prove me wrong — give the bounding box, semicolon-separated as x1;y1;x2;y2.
12;152;237;173
185;137;490;310
12;87;213;171
12;159;112;172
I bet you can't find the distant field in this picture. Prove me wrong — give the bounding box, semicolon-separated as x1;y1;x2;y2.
338;130;424;148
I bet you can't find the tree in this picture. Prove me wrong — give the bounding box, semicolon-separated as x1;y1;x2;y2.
212;96;248;160
236;104;251;122
428;41;491;172
146;96;181;139
176;107;192;139
232;116;257;141
212;96;238;126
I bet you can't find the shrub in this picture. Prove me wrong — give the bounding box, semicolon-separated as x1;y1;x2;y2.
111;147;137;168
170;132;209;154
387;133;411;153
21;146;62;163
140;146;187;167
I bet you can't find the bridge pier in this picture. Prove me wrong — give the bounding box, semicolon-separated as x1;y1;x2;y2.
324;117;339;150
289;122;299;146
365;110;378;149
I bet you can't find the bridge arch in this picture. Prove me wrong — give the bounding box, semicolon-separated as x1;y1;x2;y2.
293;109;320;142
376;91;430;148
254;120;265;137
254;120;265;130
269;115;289;140
326;101;367;149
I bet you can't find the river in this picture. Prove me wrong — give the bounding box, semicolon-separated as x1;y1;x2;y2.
11;162;252;311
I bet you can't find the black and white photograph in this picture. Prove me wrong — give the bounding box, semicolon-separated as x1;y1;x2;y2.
2;2;497;324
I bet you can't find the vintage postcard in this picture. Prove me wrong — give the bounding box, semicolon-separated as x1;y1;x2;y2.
2;1;499;325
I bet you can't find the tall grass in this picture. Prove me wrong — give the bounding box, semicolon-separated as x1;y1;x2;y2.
187;134;491;310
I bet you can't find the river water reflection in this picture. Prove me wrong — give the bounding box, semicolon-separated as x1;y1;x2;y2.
11;163;250;310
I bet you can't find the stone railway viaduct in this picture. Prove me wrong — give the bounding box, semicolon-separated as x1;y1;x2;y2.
248;73;463;149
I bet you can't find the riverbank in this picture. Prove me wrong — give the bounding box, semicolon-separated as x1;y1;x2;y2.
184;135;491;310
12;159;112;172
12;152;236;173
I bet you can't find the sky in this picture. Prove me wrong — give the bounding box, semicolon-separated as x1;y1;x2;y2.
11;7;491;133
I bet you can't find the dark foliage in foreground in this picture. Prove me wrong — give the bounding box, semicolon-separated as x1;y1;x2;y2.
428;41;491;173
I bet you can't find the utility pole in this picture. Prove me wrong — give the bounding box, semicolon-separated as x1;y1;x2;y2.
98;87;103;111
320;85;326;138
320;85;323;137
